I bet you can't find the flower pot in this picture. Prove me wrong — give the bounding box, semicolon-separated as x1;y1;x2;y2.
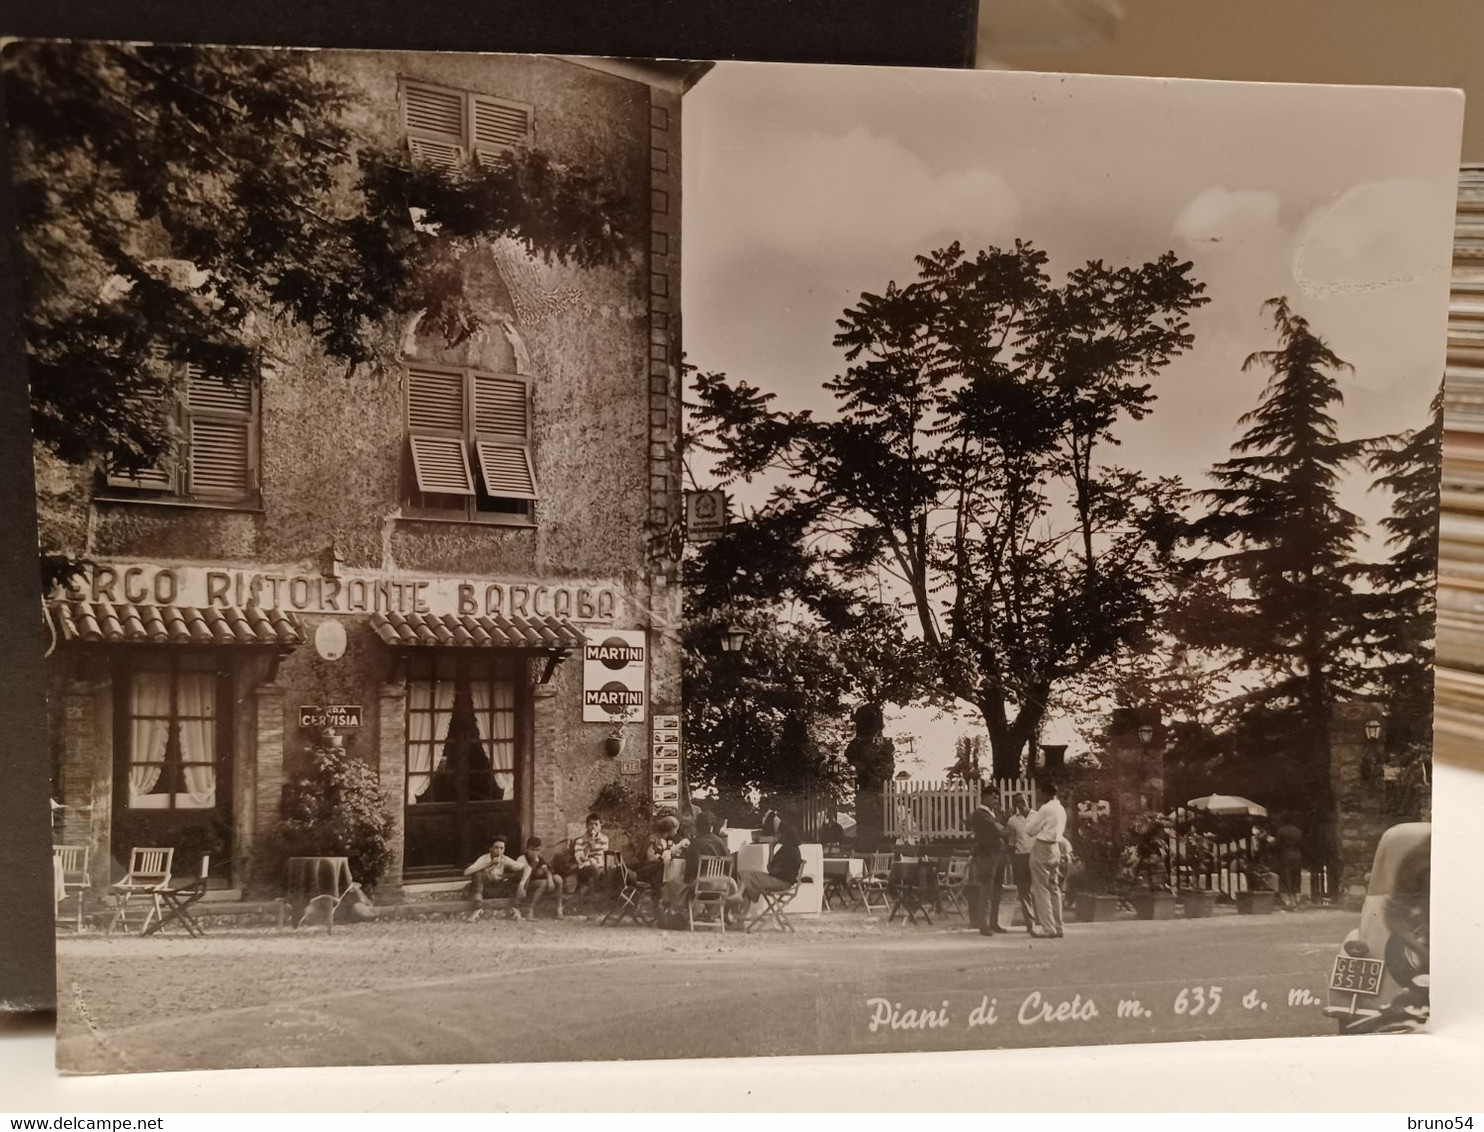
603;735;624;758
1130;891;1177;920
1074;893;1120;922
1180;890;1218;919
1235;890;1277;915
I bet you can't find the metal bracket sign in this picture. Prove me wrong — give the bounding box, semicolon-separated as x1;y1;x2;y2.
685;491;727;542
300;704;363;729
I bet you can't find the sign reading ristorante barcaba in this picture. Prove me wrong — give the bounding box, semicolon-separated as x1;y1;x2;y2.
62;562;622;623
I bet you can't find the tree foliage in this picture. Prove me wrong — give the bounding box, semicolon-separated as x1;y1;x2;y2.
690;241;1208;776
277;738;396;889
5;42;625;482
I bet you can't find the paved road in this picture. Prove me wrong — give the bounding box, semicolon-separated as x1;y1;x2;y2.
58;909;1349;1073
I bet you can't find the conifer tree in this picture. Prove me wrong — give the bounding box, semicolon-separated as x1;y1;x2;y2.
1185;296;1368;886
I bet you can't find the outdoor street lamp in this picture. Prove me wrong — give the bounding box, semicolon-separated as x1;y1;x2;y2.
1365;719;1382;742
720;624;748;654
1137;724;1154;745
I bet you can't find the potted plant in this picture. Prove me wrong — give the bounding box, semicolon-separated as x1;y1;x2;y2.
1176;826;1218;917
1236;863;1278;915
1180;888;1219;918
1067;816;1121;923
1127;816;1176;919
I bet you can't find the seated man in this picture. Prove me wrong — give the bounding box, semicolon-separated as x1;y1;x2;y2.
660;811;737;917
462;836;525;913
552;813;609;911
514;836;561;920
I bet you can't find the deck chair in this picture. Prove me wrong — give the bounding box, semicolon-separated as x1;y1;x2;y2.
109;847;174;935
857;852;893;913
54;845;91;932
937;855;970;919
602;862;655;927
146;855;211;938
687;856;734;933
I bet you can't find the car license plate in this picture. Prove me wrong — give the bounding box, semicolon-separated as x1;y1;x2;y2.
1329;955;1384;995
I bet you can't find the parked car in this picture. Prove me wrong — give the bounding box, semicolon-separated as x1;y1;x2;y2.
1324;822;1430;1034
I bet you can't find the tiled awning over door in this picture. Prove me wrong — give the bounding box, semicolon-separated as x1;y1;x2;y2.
370;611;586;650
49;599;305;646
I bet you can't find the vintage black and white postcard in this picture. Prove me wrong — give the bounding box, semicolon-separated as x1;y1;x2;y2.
2;44;1458;1073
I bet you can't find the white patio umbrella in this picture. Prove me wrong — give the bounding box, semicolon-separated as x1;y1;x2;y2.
1186;793;1268;817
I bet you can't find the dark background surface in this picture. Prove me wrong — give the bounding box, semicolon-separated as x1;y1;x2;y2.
0;0;979;1014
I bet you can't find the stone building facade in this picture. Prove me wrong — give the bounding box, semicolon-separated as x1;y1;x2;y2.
39;52;706;896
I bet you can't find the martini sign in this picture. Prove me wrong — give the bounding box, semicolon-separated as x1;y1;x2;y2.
582;629;648;723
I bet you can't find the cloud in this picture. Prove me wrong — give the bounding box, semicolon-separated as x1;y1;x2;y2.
696;126;1019;267
1293;179;1454;298
1172;188;1283;246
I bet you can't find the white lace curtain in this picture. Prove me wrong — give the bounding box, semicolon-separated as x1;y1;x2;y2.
129;671;170;806
177;671;216;808
470;679;515;798
407;678;456;803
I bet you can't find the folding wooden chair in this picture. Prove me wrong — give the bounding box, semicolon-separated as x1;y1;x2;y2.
54;845;91;932
887;860;935;925
857;852;893;913
745;879;804;933
146;855;211;938
109;847;174;935
937;855;970;919
687;856;734;933
602;862;655;927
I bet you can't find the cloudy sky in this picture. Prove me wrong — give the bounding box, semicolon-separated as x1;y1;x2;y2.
682;63;1462;768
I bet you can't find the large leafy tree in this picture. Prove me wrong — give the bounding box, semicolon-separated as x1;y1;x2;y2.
691;241;1208;777
6;42;623;491
680;492;931;814
1182;297;1370;882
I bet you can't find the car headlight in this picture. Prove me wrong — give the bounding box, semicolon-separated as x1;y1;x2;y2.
1343;938;1370;958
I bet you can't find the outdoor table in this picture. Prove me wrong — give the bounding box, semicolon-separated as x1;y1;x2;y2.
822;857;864;909
286;855;354;921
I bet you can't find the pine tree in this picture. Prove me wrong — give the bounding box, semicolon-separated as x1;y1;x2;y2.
1185;296;1368;887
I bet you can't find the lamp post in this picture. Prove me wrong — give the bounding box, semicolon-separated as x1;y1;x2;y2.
1137;723;1154;745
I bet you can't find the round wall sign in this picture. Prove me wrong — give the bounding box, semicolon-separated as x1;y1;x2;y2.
314;620;347;661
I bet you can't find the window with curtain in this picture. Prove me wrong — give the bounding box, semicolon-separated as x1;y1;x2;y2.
405;653;518;806
126;654;218;810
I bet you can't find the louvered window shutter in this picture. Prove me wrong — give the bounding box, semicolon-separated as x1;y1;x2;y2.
472;373;536;499
184;366;256;499
470;95;532;163
403;82;467;171
407;365;474;495
105;393;176;491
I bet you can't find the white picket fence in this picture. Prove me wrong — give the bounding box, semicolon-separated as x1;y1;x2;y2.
881;777;1038;841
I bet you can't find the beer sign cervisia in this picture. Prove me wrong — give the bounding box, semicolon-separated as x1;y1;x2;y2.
582;628;647;722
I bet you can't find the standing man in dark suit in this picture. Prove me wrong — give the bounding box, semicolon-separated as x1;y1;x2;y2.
968;797;1009;935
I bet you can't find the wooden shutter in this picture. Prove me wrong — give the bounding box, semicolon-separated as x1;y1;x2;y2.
404;82;467;171
474;441;537;500
407;365;474;495
471;373;536;500
470;95;532;161
410;436;474;495
472;374;528;437
185;366;255;499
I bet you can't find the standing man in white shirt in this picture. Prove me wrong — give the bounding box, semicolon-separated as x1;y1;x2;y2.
1005;795;1040;934
1024;782;1068;938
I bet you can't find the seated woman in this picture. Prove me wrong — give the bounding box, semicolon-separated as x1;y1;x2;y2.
739;820;804;904
637;815;687;892
751;810;781;845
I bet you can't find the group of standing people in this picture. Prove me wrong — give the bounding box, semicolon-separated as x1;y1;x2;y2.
967;783;1069;939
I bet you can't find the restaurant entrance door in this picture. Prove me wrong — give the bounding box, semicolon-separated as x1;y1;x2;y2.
402;652;523;876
